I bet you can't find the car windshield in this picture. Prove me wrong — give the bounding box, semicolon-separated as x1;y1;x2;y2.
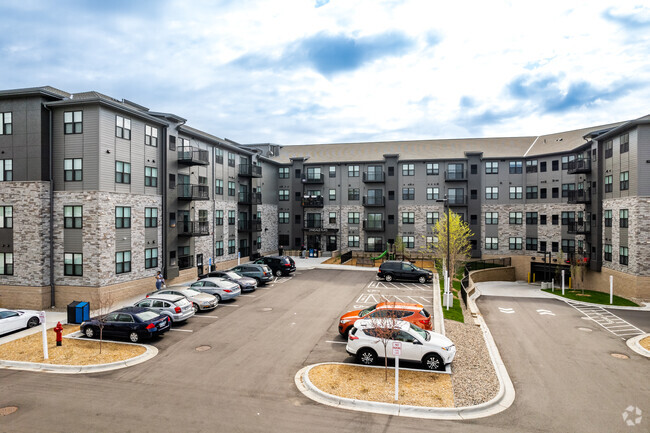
359;304;378;316
135;311;160;321
225;272;241;279
410;323;429;341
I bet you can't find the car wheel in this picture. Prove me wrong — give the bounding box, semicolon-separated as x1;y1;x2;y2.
418;275;427;284
254;277;261;284
424;353;444;371
27;317;40;328
274;269;282;277
192;303;199;313
385;274;394;282
129;332;140;343
215;294;222;302
357;348;377;365
84;326;96;339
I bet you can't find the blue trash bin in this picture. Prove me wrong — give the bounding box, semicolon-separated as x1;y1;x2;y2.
67;301;90;324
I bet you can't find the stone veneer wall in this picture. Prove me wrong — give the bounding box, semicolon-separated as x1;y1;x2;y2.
259;203;278;255
602;196;650;276
214;198;239;263
398;203;444;251
339;204;364;250
193;200;214;265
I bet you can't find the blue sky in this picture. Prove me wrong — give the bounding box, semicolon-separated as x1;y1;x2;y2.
1;0;649;145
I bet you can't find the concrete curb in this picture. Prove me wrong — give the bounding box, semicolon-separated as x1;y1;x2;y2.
0;333;158;374
626;334;650;358
540;290;650;311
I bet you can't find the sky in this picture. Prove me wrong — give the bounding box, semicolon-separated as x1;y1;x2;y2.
1;0;649;145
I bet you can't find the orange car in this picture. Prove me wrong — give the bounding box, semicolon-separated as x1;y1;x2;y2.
338;302;432;336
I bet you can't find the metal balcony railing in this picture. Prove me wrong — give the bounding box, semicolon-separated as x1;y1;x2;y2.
238;191;262;205
567;158;591;174
304;220;323;229
363;220;385;231
178;146;209;165
362;196;385;206
302;196;324;207
178;184;209;200
363;171;385;183
567;188;591;204
444;170;467;181
302;173;324;184
239;164;263;178
178;221;210;237
238;220;262;232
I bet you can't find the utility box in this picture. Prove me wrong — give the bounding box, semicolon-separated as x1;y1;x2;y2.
67;301;90;324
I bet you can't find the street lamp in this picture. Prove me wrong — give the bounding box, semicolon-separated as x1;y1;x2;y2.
436;195;451;289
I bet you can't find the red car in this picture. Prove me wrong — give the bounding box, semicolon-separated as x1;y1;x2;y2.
338;302;432;337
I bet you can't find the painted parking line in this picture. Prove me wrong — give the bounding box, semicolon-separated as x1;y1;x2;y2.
325;341;347;344
499;307;515;314
565;300;645;339
240;294;257;297
192;315;219;319
170;328;193;333
219;304;240;307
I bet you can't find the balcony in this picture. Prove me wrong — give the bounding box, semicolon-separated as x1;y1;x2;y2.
178;146;209;166
568;221;591;235
363;220;385;231
567;188;591;204
302;196;324;208
239;164;263;178
178;221;210;237
238;191;262;205
304;220;323;229
567;158;591;174
178;184;209;201
445;170;467;181
238;219;262;232
364;243;385;253
302;173;324;184
363;171;385;183
448;195;468;206
178;255;195;270
362;196;385;207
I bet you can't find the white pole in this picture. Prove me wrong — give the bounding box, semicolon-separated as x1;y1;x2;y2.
41;311;48;360
609;275;613;304
561;270;565;296
446;276;451;310
395;356;399;401
551;279;554;292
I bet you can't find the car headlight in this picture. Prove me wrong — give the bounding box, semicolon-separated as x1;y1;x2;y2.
442;345;454;351
340;320;349;324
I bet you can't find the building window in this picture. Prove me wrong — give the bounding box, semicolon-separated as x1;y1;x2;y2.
526;186;538;199
227;181;235;197
604;244;612;262
526;160;538;173
329;189;336;200
561;211;575;225
426;236;438;249
145;208;158;227
228;239;236;254
509;212;523;224
64;111;82;134
526;238;538;251
0;206;12;228
561;155;575;170
402;212;415;224
329;166;336;178
402;163;415;176
540;214;547;225
426;187;439;200
509;186;522;199
294;214;301;224
228;210;236;225
620;133;629;153
604;210;612;227
115;206;131;228
426;163;439;175
485;212;498;225
605;140;613;158
348;212;360;224
509;161;522;174
551;187;558;198
540;188;547;199
348;188;360;200
540;161;547;172
169;174;176;189
63;205;81;229
0;252;13;275
605;175;613;193
620;209;628;228
115;116;131;139
215;179;223;195
347;235;359;247
485;237;498;250
0;112;12;135
145;248;158;269
526;212;538;225
145;125;158;146
552;215;559;225
552;160;559;171
509;237;522;250
215;210;223;225
144;167;158;187
620;171;629;191
115;161;131;184
63;158;81;182
278;212;289;224
329;212;336;223
64;253;82;276
402;188;415;200
426;212;439;225
485;161;498;174
561;183;575;198
551;242;559;252
279;190;289;201
228;152;236;167
348;165;359;177
215;241;224;256
401;236;414;249
561;239;575;253
485;186;498;200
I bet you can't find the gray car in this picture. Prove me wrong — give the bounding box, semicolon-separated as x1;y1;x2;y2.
150;288;218;313
229;264;273;285
189;277;241;301
134;293;195;323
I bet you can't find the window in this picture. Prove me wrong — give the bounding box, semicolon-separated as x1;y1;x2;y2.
509;186;522;199
561;183;574;197
604;210;612;227
347;235;360;247
620;133;629;153
64;158;81;181
402;212;415;224
115;161;131;184
426;187;439;200
64;253;82;276
0;112;12;135
228;210;236;225
526;160;538;173
228;181;235;197
552;160;559;171
485;237;498;250
305;167;322;181
402;236;415;249
294;214;301;224
509;237;522;250
329;166;336;178
485;161;498;174
605;140;613;158
388;190;395;200
402;163;415;176
63;205;81;229
552;242;559;252
215;241;224;256
540;188;547;199
115;207;131;228
278;212;289;224
470;214;477;225
526;238;538;251
329;189;336;200
605;175;613;193
540;215;547;225
279;190;289;201
145;208;158;227
348;165;359;177
539;241;547;252
115;251;131;274
348;212;360;224
526;212;538;225
426;163;439;175
620;171;629;191
526;186;538;199
145;248;158;269
604;244;612;262
169;174;176;189
471;164;477;175
470;189;477;200
509;212;523;224
329;212;336;223
561;239;575;253
115;116;131;139
214;210;223;225
426;236;438;249
211;149;222;165
144;167;158;187
561;211;575;225
426;212;439;225
0;206;11;228
620;209;628;228
540;161;547;172
485;186;498;200
402;188;415;200
552;215;559;225
215;179;223;195
561;155;575;170
509;161;522;174
485;212;498;225
552;187;559;198
228;152;236;167
228;239;236;254
348;188;360;200
64;111;82;134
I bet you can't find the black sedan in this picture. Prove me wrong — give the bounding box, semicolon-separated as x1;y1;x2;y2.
80;307;170;343
198;270;257;292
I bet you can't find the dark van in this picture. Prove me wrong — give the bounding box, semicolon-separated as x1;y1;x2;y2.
377;261;433;284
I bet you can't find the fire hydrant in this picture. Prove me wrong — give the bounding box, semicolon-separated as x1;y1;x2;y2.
53;322;63;347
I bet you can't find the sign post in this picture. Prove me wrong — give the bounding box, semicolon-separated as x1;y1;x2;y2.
561;270;565;296
392;341;402;401
40;311;48;360
609;275;613;304
237;251;241;265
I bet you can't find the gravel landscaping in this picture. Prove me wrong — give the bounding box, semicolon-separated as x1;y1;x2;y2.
445;319;499;407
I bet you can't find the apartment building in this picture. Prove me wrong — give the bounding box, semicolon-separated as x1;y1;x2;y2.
0;86;647;309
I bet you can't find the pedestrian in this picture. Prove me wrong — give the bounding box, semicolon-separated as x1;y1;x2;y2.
155;271;165;291
278;245;284;256
300;243;307;259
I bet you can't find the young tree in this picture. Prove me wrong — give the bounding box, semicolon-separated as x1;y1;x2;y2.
393;236;405;261
91;289;116;354
366;300;401;381
569;253;588;295
432;211;472;282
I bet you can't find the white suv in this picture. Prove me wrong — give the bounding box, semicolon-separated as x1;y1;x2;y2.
346;319;456;370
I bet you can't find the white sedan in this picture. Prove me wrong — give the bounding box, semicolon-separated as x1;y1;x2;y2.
0;308;42;336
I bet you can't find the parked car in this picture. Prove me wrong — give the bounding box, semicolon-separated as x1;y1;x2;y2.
80;307;170;343
188;277;241;301
346;319;455;371
228;264;273;285
254;255;296;277
377;260;433;284
198;270;257;292
149;288;218;313
134;294;194;323
338;302;432;337
0;308;41;336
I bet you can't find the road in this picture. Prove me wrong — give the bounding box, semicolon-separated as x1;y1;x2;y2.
0;270;647;433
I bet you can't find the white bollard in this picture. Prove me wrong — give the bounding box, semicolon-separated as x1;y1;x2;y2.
395;356;399;401
40;311;48;360
552;279;554;292
610;275;613;304
561;270;565;296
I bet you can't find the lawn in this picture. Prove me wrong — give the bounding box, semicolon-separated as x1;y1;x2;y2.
435;261;465;323
542;289;639;307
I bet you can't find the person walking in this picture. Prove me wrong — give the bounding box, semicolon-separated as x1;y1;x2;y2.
278;245;284;256
155;271;165;291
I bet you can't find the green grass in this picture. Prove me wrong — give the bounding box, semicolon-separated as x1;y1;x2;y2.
439;278;464;323
542;289;639;307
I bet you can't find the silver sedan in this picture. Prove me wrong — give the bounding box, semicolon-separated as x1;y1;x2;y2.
149;288;218;313
188;277;241;301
